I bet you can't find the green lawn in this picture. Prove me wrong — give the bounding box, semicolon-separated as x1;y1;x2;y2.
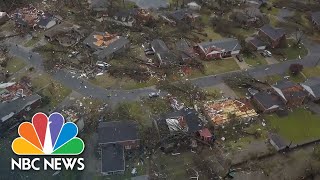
191;58;240;78
273;39;308;60
244;54;268;67
303;66;320;78
266;108;320;144
31;73;72;111
5;57;26;74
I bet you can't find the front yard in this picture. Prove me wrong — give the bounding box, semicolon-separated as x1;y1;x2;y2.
272;39;308;61
5;57;26;74
266;108;320;144
244;54;268;67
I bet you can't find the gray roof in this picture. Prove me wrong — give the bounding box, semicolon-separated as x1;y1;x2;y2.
93;37;130;60
259;25;285;40
0;94;42;122
37;13;55;27
131;175;149;180
312;11;320;25
198;38;241;52
249;37;267;48
176;39;191;51
157;51;178;65
98;121;139;144
91;0;110;10
83;32;130;60
254;91;284;109
101;144;125;173
269;133;287;150
301;77;320;98
273;80;296;90
151;39;169;53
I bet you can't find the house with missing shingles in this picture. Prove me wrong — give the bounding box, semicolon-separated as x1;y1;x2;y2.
83;31;130;61
175;38;197;63
194;38;241;60
90;0;110;11
156;108;213;143
300;77;320;101
271;80;307;108
258;24;286;48
0;94;42;136
150;39;179;67
98;121;140;175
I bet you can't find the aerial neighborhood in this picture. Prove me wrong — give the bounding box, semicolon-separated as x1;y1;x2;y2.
1;0;320;179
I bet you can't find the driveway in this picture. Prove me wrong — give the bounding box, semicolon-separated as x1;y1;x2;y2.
233;56;251;70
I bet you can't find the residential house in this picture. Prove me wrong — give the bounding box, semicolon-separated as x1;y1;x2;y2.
157;108;213;142
0;82;32;103
194;38;241;60
98;121;140;175
44;22;85;47
151;39;179;67
246;0;268;8
232;7;263;27
0;12;9;25
271;80;307;108
0;94;42;135
252;91;284;113
83;32;130;61
246;37;267;51
169;9;200;24
258;25;286;48
300;77;320;101
37;13;57;29
175;38;196;62
311;11;320;29
91;0;110;11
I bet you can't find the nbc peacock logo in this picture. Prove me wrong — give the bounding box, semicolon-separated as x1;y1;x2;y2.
12;112;85;155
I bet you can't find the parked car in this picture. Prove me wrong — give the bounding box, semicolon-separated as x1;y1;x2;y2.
261;50;272;57
236;54;244;62
149;92;160;98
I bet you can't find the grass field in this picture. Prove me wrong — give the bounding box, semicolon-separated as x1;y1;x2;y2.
191;58;240;78
5;57;26;74
266;108;320;144
244;54;268;67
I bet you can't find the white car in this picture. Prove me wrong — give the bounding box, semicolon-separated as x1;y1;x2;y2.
264;50;272;57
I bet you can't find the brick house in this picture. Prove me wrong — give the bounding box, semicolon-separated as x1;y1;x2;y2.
258;25;286;48
194;38;241;60
271;80;307;108
98;121;140;175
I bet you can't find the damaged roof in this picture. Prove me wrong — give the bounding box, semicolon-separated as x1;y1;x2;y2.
301;77;320;98
254;91;284;110
312;11;320;25
272;80;307;101
151;39;169;53
0;94;41;123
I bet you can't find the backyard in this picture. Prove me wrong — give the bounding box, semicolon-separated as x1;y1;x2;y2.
266;108;320;144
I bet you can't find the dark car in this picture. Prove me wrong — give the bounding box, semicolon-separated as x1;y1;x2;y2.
236;54;244;62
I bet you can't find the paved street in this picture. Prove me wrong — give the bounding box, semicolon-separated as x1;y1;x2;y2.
6;37;320;104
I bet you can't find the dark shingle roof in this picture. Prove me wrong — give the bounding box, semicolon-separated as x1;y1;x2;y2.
312;11;320;25
254;91;284;109
269;133;287;150
273;80;297;90
101;144;125;173
259;25;285;40
151;39;169;53
93;37;130;60
0;94;42;122
301;77;320;98
249;37;267;48
98;121;139;144
198;38;241;53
